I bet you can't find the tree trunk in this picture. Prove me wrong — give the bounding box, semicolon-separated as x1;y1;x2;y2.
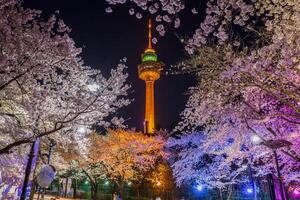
73;179;77;198
226;185;233;200
267;174;276;200
64;178;69;197
219;188;224;200
137;186;140;200
254;182;257;200
20;141;36;200
119;181;124;200
91;182;98;200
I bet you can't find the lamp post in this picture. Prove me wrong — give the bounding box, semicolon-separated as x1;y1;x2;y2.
262;139;292;200
251;135;292;200
37;138;56;200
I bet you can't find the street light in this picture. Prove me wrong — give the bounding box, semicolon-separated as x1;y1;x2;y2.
156;181;162;187
196;184;204;191
246;187;254;194
251;135;262;144
37;138;57;200
262;139;292;200
251;136;292;200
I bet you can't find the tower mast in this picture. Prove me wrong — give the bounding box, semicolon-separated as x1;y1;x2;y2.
148;19;152;49
138;19;164;134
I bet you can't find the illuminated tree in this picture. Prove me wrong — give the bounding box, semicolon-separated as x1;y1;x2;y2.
146;162;175;198
0;2;130;198
167;132;249;190
172;39;300;185
166;0;300;190
0;1;130;155
64;130;166;200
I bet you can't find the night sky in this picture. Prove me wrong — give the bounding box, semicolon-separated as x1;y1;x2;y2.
23;0;199;131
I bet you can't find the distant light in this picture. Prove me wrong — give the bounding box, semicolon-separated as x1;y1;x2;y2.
88;83;100;92
104;181;109;185
242;165;248;170
156;181;161;186
246;188;253;194
77;126;87;134
128;181;132;186
196;184;203;191
251;135;262;144
85;180;89;184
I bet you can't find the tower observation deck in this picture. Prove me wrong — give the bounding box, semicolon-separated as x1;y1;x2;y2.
138;19;164;134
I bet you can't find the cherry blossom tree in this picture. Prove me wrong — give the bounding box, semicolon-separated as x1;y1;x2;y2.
0;1;130;155
105;0;184;38
0;2;131;198
166;0;300;190
173;35;300;182
167;133;249;192
69;130;166;200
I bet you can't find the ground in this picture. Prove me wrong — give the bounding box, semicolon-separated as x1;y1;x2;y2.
33;194;84;200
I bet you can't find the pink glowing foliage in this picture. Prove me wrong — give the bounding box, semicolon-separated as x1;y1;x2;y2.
0;1;131;196
165;0;300;188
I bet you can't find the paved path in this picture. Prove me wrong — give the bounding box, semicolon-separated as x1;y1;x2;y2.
33;194;86;200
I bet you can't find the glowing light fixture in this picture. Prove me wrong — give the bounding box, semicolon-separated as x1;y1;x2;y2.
196;184;203;191
251;135;262;144
246;188;253;194
242;164;248;170
156;181;162;186
77;126;87;134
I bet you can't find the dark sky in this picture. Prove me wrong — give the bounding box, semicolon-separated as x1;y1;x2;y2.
23;0;198;131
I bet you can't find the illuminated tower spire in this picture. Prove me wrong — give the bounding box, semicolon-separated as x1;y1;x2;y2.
148;19;153;50
138;19;164;134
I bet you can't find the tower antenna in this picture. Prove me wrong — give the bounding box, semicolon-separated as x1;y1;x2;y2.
148;19;152;49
